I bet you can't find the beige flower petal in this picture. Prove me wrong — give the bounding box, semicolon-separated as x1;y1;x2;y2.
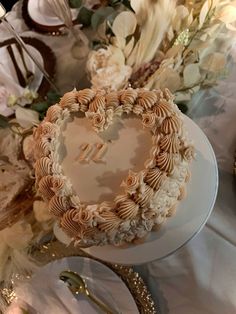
199;0;210;29
15;106;39;128
112;12;137;38
165;45;183;59
130;0;142;15
226;23;236;31
124;37;135;59
217;5;236;24
183;63;201;87
97;21;107;41
154;68;181;92
200;53;226;72
108;46;125;67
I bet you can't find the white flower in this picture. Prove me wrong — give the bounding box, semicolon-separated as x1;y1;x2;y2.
0;86;13;117
23;88;38;100
87;46;132;91
216;3;236;31
7;94;17;107
87;46;126;73
18;88;38;107
87;48;112;76
91;64;132;91
0;85;38;118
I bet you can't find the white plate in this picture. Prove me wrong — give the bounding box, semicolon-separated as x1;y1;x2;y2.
28;0;78;26
0;43;43;92
82;115;218;264
15;256;138;314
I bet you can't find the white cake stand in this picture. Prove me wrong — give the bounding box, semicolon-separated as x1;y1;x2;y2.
55;115;218;265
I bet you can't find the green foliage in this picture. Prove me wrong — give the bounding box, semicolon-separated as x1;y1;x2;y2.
76;0;133;28
46;90;61;105
77;7;93;27
91;7;115;30
30;90;61;120
106;11;118;25
39;112;47;120
31;102;49;113
0;114;10;128
69;0;82;8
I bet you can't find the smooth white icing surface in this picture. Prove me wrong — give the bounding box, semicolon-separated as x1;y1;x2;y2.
60;114;152;203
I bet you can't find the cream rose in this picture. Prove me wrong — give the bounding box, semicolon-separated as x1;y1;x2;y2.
87;46;132;91
142;113;156;129
121;170;141;194
73;208;93;227
183;145;195;161
88;112;106;132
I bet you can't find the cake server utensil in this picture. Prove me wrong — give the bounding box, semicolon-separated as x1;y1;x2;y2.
60;270;116;314
16;43;34;85
0;6;59;93
7;44;27;87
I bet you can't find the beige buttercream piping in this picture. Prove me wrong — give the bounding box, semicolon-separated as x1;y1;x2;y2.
34;87;193;246
92;143;107;163
76;143;93;164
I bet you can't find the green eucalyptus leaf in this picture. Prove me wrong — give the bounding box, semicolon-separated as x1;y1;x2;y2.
0;114;10;128
77;7;93;27
69;0;82;8
91;7;115;30
39;112;46;121
31;102;49;113
106;11;118;25
46;90;61;104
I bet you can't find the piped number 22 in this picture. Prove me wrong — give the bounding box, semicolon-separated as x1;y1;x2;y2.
76;143;107;164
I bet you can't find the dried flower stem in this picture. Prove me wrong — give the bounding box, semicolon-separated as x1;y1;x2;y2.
183;0;214;52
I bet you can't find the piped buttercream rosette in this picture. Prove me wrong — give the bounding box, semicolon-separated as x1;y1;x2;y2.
33;88;195;247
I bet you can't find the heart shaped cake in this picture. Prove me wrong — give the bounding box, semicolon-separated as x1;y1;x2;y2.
33;88;194;247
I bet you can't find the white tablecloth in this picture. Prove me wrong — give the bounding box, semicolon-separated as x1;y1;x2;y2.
136;59;236;314
1;2;236;313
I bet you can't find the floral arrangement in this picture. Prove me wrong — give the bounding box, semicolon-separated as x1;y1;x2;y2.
0;0;236;310
85;0;236;104
1;0;236;128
